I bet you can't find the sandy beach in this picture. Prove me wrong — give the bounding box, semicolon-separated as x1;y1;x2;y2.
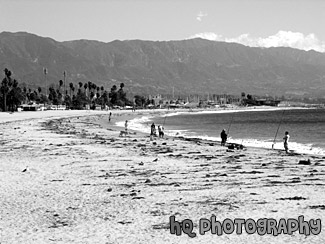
0;109;324;244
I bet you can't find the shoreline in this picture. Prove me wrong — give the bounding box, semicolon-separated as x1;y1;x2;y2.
1;105;323;157
109;106;325;157
0;105;316;124
0;110;324;243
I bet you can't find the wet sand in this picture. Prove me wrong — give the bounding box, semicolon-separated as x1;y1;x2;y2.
0;110;324;243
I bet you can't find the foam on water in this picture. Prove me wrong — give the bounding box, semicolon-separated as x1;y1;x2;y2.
117;109;325;156
177;132;325;156
159;106;301;118
116;115;153;134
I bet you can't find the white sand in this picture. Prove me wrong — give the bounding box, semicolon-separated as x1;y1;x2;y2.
0;110;324;243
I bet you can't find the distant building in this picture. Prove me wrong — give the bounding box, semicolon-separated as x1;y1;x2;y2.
21;104;40;111
211;94;241;105
148;94;162;106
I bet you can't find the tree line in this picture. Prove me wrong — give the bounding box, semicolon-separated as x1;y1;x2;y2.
0;68;134;112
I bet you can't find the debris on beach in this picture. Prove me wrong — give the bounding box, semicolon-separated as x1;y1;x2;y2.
298;159;311;165
2;111;325;243
277;196;307;201
21;166;29;172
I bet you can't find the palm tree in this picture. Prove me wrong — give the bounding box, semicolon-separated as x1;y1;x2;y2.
13;79;18;88
84;83;88;96
109;85;117;105
71;86;75;96
23;87;27;102
1;68;13;111
63;71;67;96
69;83;74;97
117;83;126;105
57;80;63;103
59;79;63;92
7;79;24;111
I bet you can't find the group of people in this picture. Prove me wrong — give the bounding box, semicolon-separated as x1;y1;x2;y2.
109;112;165;139
220;128;290;153
112;111;291;153
151;123;164;138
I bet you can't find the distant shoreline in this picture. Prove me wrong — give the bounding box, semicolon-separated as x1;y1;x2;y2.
0;105;318;126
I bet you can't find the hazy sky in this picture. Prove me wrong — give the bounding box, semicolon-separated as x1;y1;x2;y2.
1;0;325;52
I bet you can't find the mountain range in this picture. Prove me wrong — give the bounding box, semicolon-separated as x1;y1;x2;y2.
1;31;325;98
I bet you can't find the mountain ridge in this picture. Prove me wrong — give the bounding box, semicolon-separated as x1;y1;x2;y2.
1;31;325;98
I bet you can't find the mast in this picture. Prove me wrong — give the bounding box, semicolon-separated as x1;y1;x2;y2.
43;67;47;97
63;71;67;99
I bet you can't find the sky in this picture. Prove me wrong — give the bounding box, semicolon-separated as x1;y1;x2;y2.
1;0;325;52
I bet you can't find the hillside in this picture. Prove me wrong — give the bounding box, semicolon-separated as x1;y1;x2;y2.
1;31;325;98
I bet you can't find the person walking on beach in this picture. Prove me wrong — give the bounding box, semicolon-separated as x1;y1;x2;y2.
125;120;128;132
151;123;157;136
150;123;156;141
108;112;112;122
158;125;164;138
151;123;156;135
283;131;290;153
220;129;227;146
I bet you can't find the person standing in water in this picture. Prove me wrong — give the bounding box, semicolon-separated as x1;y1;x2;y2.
220;129;227;146
283;131;290;153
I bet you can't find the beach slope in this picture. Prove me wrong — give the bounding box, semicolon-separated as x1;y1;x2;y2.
0;111;324;243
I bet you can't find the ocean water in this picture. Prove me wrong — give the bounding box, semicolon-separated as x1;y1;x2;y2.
124;108;325;156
